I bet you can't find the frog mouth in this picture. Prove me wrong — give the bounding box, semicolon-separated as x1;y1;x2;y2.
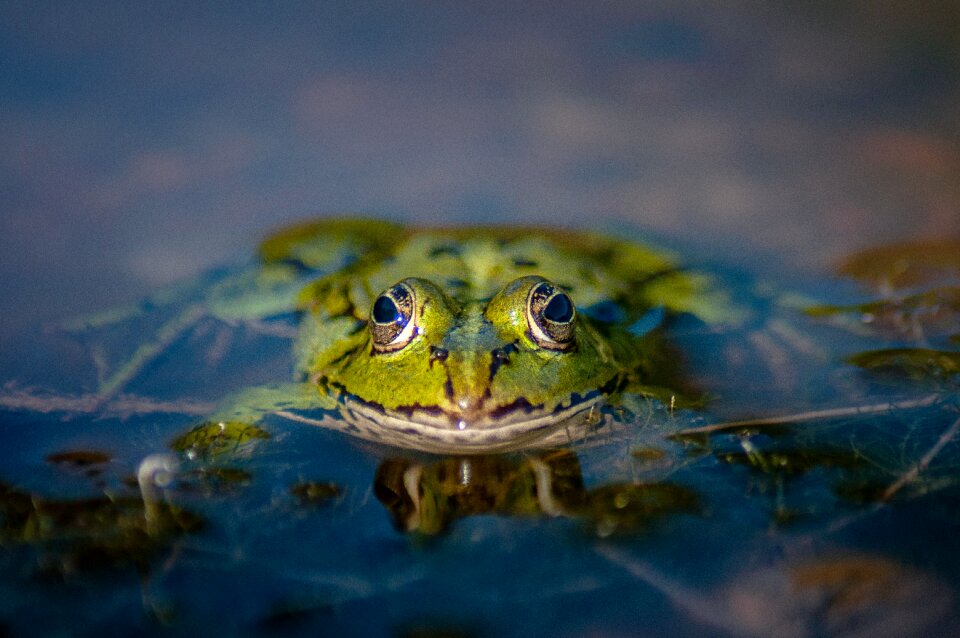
318;376;624;454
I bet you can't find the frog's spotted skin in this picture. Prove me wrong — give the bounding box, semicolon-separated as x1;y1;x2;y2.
260;219;731;454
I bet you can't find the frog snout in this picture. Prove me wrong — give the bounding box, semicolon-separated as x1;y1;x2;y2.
442;352;493;418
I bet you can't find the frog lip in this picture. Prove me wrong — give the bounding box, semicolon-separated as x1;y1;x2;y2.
337;394;606;454
327;378;621;454
311;372;626;453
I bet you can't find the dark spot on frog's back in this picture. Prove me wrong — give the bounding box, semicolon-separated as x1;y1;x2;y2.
429;244;461;258
331;342;366;365
446;277;469;289
513;257;538;268
347;319;366;336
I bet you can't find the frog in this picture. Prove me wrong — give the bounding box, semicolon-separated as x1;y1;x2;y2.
211;218;737;454
44;218;738;454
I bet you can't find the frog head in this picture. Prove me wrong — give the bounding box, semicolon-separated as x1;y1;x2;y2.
308;275;630;453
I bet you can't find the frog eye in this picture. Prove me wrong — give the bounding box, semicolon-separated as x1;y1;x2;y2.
370;283;418;352
526;281;576;351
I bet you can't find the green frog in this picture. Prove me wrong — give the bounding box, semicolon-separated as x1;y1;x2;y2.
64;218;737;454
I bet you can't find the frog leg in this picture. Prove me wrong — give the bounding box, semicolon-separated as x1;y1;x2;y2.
172;382;341;459
58;267;218;333
67;260;309;405
61;265;250;403
207;382;338;424
93;303;207;402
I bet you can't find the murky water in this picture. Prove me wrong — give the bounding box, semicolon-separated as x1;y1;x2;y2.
2;4;960;637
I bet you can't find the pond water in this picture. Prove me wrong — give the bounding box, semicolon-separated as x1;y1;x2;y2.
2;3;960;637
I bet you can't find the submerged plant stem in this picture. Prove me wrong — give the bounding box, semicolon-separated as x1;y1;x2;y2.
881;412;960;502
816;406;960;535
673;395;941;436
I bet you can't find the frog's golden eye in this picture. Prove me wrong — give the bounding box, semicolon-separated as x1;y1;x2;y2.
526;281;576;351
370;282;418;352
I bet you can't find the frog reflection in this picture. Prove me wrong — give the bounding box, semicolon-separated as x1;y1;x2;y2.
372;450;699;536
164;418;700;536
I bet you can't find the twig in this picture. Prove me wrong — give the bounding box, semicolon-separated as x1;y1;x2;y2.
0;388;213;417
672;394;940;436
823;405;960;534
881;412;960;502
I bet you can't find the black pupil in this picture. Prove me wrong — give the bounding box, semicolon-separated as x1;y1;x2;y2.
373;295;401;324
543;293;573;323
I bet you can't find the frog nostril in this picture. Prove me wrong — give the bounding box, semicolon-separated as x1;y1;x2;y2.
429;347;449;365
489;342;519;380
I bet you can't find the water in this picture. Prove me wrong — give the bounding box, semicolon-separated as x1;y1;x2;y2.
2;3;960;637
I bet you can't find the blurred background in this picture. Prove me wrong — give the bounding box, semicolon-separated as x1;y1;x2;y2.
2;2;959;342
